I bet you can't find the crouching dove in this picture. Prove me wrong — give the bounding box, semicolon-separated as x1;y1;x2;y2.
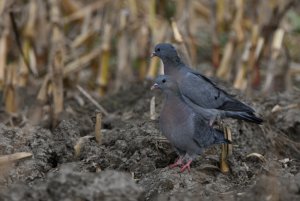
151;75;231;172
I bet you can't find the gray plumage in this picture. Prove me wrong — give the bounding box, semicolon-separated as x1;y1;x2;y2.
152;43;263;124
152;75;230;172
182;95;263;126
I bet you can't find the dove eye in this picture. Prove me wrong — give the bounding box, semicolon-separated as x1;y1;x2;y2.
162;79;166;83
157;48;160;52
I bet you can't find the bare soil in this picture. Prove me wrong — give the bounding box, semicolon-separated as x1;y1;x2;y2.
0;81;300;201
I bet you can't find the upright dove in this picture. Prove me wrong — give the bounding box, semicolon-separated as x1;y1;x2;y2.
151;75;230;172
152;43;262;124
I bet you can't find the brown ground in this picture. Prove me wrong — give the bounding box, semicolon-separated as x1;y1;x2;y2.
0;81;299;201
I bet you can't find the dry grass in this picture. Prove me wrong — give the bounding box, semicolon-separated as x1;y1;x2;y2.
0;0;300;125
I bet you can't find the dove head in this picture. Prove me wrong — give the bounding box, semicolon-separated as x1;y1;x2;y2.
151;75;180;95
152;43;181;62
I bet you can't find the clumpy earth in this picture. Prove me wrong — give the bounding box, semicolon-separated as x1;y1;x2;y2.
0;81;300;201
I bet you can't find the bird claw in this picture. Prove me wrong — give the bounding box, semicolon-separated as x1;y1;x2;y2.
180;160;192;173
169;157;183;169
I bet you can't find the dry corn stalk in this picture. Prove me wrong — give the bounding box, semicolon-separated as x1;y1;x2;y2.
171;19;191;66
147;2;158;79
115;10;133;92
28;75;51;126
61;0;81;15
220;143;230;173
252;37;264;87
225;126;232;156
216;36;235;80
18;40;30;87
263;28;285;93
49;0;65;127
146;0;168;79
23;0;37;39
193;1;210;20
0;152;32;165
63;47;101;76
128;0;138;20
97;23;111;96
37;75;51;103
70;4;97;49
147;19;168;79
115;32;130;92
0;14;9;91
71;31;95;49
234;41;251;89
139;58;147;80
0;0;7;15
76;85;108;116
271;103;300;113
51;48;64;126
63;0;106;24
74;136;94;157
4;63;18;114
171;19;183;43
220;126;232;173
210;1;220;68
148;0;156;32
14;2;36;84
217;0;245;79
244;24;260;92
147;57;160;79
216;0;225;33
137;25;149;80
232;0;244;42
95;112;102;144
179;0;198;65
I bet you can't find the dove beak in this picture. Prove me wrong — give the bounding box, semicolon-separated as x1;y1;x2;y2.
151;83;159;90
151;52;157;58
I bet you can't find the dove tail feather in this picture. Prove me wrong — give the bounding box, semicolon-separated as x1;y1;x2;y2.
224;111;263;124
217;99;255;114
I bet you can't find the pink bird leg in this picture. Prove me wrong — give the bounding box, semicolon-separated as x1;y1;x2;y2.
180;160;192;173
169;157;183;169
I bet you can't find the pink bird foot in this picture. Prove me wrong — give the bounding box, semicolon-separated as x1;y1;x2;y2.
169;157;183;169
180;160;192;173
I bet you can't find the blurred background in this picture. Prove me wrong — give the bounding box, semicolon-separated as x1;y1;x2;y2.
0;0;300;125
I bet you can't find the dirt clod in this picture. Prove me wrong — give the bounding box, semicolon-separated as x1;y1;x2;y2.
0;164;144;201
